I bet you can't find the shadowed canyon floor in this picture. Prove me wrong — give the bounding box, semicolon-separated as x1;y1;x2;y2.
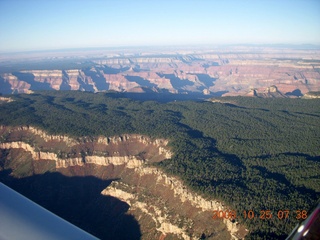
0;125;248;240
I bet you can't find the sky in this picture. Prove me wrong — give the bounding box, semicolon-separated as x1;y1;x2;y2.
0;0;320;52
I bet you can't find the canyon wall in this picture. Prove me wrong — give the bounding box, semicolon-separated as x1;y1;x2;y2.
0;141;145;168
0;125;247;239
1;48;319;97
102;167;246;239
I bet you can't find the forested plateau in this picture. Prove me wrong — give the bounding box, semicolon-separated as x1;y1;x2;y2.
0;91;319;239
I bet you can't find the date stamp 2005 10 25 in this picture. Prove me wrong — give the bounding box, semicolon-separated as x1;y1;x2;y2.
212;209;308;221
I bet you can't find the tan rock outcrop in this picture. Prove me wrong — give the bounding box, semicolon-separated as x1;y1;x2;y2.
136;167;241;233
102;182;191;240
1;73;31;93
22;70;64;90
303;91;320;99
0;97;13;103
102;166;245;239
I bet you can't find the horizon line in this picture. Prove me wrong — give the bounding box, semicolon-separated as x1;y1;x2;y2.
2;43;320;55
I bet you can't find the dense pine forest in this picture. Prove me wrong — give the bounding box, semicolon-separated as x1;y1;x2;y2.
0;91;319;239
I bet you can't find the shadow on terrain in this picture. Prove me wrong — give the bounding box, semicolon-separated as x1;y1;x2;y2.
106;92;214;102
12;72;52;91
157;73;194;89
281;109;320;118
285;89;303;97
0;76;12;94
102;66;130;74
256;152;320;163
77;76;95;92
132;65;149;72
60;70;72;90
211;90;229;97
83;68;109;91
283;152;320;163
202;62;219;68
253;166;292;187
252;154;319;197
0;170;141;240
223;102;270;112
295;111;320;117
176;118;246;170
193;74;217;88
125;75;157;88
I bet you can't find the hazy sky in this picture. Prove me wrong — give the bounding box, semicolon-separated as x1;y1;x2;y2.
0;0;320;52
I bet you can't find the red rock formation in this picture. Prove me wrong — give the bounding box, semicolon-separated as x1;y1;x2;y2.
1;48;319;97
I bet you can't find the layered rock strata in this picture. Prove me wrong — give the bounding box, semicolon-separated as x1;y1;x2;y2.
102;167;247;239
0;125;247;239
0;142;144;168
1;48;319;96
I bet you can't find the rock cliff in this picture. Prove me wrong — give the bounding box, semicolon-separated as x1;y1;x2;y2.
0;125;247;239
102;167;247;239
1;48;319;97
0;141;147;168
102;182;192;240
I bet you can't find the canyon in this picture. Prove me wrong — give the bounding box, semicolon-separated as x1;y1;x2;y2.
0;125;248;240
1;46;319;97
1;89;319;239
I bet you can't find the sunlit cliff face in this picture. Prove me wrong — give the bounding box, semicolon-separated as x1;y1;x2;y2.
1;48;320;97
0;125;247;240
